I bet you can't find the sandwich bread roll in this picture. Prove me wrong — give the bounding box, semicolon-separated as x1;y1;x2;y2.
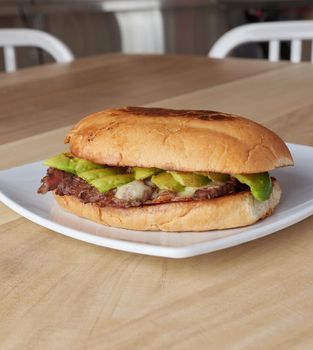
38;107;293;232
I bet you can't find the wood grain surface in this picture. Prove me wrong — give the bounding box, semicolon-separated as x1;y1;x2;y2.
0;54;313;350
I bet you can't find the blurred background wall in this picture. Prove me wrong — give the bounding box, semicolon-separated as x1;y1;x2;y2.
1;0;313;68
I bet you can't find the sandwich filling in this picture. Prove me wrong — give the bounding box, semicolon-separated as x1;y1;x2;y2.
38;153;273;208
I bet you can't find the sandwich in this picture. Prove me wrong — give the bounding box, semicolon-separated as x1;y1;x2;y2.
38;106;293;232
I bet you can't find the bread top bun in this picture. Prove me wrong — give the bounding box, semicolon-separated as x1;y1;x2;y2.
65;107;293;174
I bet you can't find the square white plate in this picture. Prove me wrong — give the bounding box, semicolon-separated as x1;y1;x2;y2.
1;143;313;259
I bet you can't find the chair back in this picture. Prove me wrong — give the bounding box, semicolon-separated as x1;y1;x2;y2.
0;28;74;72
209;21;313;63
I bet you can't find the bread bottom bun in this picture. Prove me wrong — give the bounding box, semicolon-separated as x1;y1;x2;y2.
53;179;281;232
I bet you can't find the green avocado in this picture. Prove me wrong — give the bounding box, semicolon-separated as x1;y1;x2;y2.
207;172;230;183
197;172;230;182
133;167;161;180
169;171;210;187
151;172;184;192
78;168;125;183
91;174;134;193
44;153;103;174
233;172;272;201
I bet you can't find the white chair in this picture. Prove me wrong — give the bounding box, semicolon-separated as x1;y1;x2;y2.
0;28;74;72
115;9;165;54
208;21;313;63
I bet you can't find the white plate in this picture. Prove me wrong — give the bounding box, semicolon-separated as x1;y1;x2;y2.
1;143;313;258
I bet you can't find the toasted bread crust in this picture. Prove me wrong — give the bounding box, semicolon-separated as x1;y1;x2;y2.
65;107;293;173
53;179;281;232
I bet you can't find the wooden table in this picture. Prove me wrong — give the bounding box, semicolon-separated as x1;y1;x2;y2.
1;54;313;349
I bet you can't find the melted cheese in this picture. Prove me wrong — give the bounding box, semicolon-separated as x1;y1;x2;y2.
115;180;152;201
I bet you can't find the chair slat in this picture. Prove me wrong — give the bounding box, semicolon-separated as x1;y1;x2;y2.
291;39;302;63
4;46;16;73
269;40;280;62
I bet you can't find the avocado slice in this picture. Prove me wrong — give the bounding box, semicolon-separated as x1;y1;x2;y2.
91;174;134;193
79;168;125;183
133;167;161;180
75;158;104;174
44;153;103;174
151;172;184;192
170;171;210;187
233;172;272;201
197;172;230;182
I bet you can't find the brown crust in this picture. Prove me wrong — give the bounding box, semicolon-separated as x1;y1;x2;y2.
114;107;237;121
65;107;293;174
53;179;281;232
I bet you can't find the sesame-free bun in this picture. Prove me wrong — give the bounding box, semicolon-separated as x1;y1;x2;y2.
65;107;293;174
53;179;281;232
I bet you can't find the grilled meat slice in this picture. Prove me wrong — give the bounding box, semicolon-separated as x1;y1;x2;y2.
38;168;245;208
